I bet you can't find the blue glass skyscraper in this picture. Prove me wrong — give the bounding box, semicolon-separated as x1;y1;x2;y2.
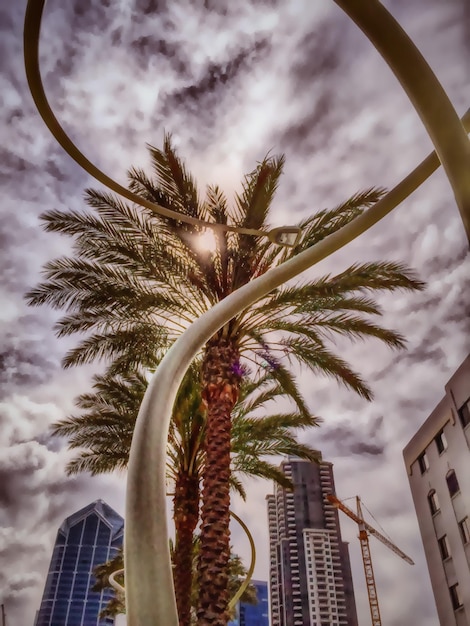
34;500;124;626
229;580;269;626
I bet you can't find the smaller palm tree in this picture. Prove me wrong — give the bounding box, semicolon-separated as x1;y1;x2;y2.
52;365;318;626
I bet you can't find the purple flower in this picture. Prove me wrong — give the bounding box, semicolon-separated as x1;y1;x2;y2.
231;360;250;378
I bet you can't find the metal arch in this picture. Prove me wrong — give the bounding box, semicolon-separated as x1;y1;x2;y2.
24;0;470;244
23;0;301;246
105;510;255;611
121;124;470;623
109;569;125;596
23;1;470;624
228;510;257;611
333;0;470;244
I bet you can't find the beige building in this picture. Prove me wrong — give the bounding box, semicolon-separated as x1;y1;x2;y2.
403;355;470;626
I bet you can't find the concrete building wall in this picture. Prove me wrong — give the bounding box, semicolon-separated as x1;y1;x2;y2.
403;355;470;626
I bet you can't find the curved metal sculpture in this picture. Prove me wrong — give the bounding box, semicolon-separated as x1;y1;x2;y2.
106;510;255;612
123;131;470;623
227;511;257;611
23;1;470;625
109;569;125;596
333;0;470;242
23;0;301;246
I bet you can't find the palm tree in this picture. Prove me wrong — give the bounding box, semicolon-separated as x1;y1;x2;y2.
27;137;424;624
52;365;319;626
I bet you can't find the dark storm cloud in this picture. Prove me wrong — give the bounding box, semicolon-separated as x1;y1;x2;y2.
130;36;187;73
279;92;334;157
161;37;271;118
1;0;468;624
288;17;343;86
0;148;30;180
0;336;57;391
0;442;60;521
134;0;168;16
321;415;386;457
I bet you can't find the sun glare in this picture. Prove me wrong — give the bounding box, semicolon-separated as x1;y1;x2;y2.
195;229;218;253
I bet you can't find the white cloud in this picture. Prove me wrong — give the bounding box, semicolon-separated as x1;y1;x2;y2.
1;0;468;623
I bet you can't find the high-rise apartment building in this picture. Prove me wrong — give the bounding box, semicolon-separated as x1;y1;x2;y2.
34;500;124;626
266;456;358;626
403;354;470;626
228;579;269;626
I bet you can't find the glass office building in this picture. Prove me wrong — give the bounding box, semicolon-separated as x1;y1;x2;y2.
228;580;269;626
34;500;124;626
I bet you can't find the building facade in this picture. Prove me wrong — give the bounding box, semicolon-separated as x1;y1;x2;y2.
403;354;470;626
228;579;269;626
34;500;124;626
266;456;358;626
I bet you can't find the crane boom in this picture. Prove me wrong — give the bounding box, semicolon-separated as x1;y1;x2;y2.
326;494;414;626
326;494;414;564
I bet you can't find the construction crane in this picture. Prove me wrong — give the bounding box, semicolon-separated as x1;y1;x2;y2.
326;494;414;626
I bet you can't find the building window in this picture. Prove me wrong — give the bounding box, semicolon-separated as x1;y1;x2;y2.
449;584;463;610
458;517;470;544
446;470;460;497
458;398;470;428
435;430;447;454
428;490;440;515
418;452;430;474
438;535;450;560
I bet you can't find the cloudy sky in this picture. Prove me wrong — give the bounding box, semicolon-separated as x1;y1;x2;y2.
1;0;469;624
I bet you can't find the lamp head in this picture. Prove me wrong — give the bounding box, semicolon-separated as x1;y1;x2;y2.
268;226;302;247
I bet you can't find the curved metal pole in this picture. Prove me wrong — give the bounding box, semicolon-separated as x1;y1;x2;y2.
24;0;470;242
124;118;470;625
22;0;302;246
109;569;125;596
107;510;255;611
228;511;257;611
334;0;470;243
23;2;470;623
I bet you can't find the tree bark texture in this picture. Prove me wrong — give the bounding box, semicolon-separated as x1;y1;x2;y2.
173;472;200;626
196;337;241;626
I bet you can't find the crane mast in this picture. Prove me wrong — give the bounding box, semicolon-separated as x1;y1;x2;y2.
356;497;382;626
326;494;414;626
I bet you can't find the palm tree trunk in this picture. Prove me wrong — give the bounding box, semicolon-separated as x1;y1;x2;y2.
173;471;200;626
197;337;241;626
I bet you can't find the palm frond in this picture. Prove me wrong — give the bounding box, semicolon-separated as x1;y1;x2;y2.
284;337;373;400
229;474;247;500
61;324;169;369
293;187;386;252
234;154;285;230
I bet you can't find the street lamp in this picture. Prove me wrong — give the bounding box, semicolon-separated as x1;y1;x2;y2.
123;120;470;623
23;1;470;624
